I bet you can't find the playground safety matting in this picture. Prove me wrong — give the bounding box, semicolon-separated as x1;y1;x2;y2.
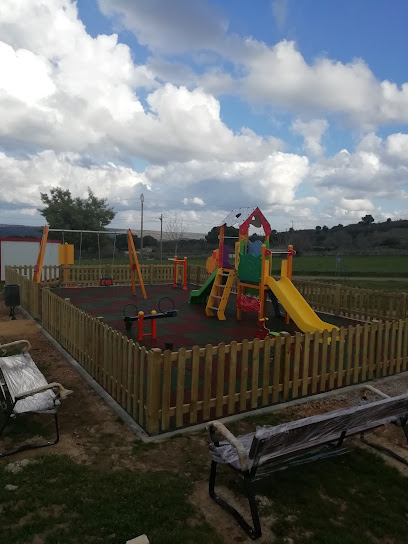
53;284;347;351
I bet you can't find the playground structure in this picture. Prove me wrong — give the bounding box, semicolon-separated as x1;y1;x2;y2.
191;207;337;335
32;226;146;298
6;252;408;436
172;256;187;290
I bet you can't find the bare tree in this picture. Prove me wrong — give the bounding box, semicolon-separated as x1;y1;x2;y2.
165;214;187;255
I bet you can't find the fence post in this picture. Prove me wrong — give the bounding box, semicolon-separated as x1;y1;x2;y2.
146;348;162;434
334;284;341;317
401;293;407;319
36;283;42;319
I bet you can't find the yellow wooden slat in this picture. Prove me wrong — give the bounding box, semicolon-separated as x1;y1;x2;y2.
292;333;301;399
396;319;403;373
216;343;226;417
251;338;260;408
402;319;408;372
329;327;338;388
262;336;272;405
301;333;311;396
283;335;292;401
382;321;391;377
352;324;361;384
240;340;249;411
336;327;346;388
161;349;172;430
271;336;282;403
228;341;238;414
203;344;213;420
320;329;329;391
138;347;146;426
361;323;369;382
375;321;383;378
189;345;200;424
311;331;320;394
176;347;186;428
389;321;397;375
146;349;162;434
132;342;140;421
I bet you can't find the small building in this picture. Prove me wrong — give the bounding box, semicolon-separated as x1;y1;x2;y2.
0;237;60;281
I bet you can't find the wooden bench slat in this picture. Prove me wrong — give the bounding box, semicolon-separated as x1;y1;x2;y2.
210;394;408;470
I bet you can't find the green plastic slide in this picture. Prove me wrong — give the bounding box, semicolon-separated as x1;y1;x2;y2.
189;269;218;304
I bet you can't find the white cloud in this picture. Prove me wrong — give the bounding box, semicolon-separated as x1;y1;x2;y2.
386;133;408;164
310;133;408;200
0;150;149;208
291;118;328;158
98;0;408;129
98;0;227;54
183;197;205;206
0;1;284;162
236;40;408;127
0;0;407;233
338;198;375;212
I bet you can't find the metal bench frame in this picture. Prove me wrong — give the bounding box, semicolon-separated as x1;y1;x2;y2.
208;387;408;540
0;340;72;458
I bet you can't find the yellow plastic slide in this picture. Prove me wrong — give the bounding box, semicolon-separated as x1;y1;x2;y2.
265;276;338;334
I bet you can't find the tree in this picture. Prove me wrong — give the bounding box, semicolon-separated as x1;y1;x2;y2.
205;226;239;244
360;214;374;227
39;187;115;250
165;215;187;255
143;235;158;247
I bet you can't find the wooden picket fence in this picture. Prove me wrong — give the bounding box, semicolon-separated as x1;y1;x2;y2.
9;263;408;322
7;263;175;287
188;265;408;321
5;267;41;318
41;288;152;430
40;288;408;435
145;319;408;433
5;265;408;435
295;279;408;321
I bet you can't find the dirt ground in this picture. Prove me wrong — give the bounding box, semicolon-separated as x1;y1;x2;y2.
0;301;407;544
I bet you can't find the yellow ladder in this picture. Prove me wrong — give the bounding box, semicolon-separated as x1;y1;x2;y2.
205;268;235;320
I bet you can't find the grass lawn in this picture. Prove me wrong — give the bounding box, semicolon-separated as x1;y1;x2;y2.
323;279;408;292
289;255;408;277
78;254;408;278
1;411;407;544
0;454;220;544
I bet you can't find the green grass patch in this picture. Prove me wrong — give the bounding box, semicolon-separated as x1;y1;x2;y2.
319;279;408;292
220;447;408;543
77;255;408;278
0;454;220;544
287;255;408;277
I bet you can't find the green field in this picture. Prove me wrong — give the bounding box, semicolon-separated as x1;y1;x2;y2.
284;255;408;277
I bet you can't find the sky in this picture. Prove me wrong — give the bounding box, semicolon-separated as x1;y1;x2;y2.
1;0;408;235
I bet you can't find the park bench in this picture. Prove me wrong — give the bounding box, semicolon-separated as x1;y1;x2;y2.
0;340;72;457
208;388;408;540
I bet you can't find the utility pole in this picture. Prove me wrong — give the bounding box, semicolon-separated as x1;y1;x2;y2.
159;213;163;264
140;193;144;262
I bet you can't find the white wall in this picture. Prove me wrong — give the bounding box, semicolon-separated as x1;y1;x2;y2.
1;240;60;281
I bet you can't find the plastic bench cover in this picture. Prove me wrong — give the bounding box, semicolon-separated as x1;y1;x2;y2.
0;350;56;414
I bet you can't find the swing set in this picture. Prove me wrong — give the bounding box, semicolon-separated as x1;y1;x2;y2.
33;226;146;298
